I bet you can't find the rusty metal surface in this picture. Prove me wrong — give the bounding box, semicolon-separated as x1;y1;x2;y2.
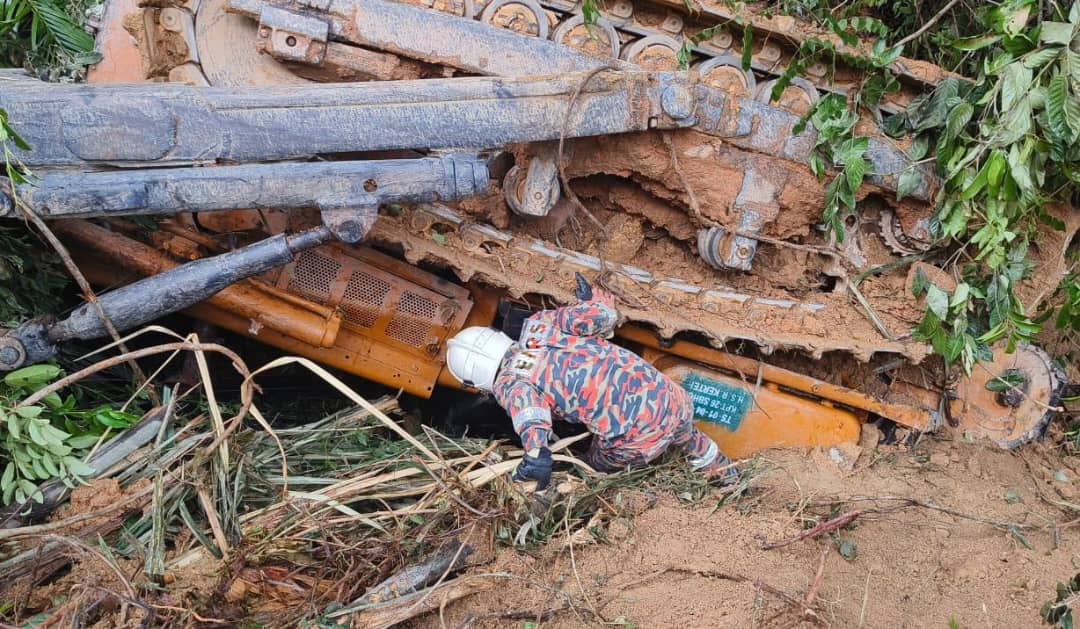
85;0;146;84
48;224;332;344
211;2;937;200
0;221;334;371
61;222;474;398
132;0;951;119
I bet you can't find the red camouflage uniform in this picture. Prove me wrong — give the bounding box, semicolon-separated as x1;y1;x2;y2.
491;289;717;472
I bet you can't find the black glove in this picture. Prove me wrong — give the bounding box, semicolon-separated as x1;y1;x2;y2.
574;272;593;302
513;447;553;490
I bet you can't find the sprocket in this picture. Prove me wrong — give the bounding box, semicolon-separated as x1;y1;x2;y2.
879;209;933;256
949;343;1068;449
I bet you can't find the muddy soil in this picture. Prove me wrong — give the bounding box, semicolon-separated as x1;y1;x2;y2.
421;434;1080;628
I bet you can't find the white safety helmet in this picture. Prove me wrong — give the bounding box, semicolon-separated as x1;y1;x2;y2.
445;326;515;392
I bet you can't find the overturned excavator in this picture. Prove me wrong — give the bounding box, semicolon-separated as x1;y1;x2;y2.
0;0;1073;457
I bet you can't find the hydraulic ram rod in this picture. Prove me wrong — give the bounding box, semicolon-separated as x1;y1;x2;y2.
0;226;333;371
1;155;490;219
2;72;698;169
228;0;632;77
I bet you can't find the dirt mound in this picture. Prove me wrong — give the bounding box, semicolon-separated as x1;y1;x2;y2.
427;435;1080;628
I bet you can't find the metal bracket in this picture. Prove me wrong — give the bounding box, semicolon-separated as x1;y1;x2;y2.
504;144;561;217
697;167;779;271
319;197;378;244
256;6;329;65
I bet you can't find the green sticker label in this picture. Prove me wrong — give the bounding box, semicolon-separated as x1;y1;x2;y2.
681;373;752;432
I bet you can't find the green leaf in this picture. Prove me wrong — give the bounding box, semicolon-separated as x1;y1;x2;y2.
1023;47;1062;68
45;442;71;457
4;364;60;388
1040;21;1075;45
961;163;989;201
93;408;137;429
941;200;970;239
7;414;20;440
63;456;94;478
741;28;753;71
951;283;971;308
41;454;58;476
581;0;598;26
911;268;930;297
15;405;42;419
24;0;94;54
845;158;868;192
809;153;825;180
953;34;1001;50
897;169;922;201
838;137;869;165
908;134;930;161
945;102;974;141
66;434;100;449
1047;74;1080;141
30;457;47;480
1000;63;1032;112
1007;144;1036;196
926;285;949;320
42;424;70;443
26;419;49;448
42;392;63;410
986;150;1007;195
1003;3;1033;36
870;39;903;67
1;462;13;492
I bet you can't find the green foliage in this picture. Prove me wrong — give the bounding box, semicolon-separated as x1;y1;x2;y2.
0;225;68;326
1;109;68;326
1;365;139;506
886;0;1080;366
677;22;749;71
766;0;983;73
0;0;100;73
1041;572;1080;628
796;93;871;240
581;0;599;26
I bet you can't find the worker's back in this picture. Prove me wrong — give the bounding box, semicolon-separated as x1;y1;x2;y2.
492;292;686;444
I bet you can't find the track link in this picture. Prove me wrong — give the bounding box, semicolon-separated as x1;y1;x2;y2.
371;204;931;363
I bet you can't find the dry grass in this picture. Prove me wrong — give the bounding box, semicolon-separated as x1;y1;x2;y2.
0;326;738;627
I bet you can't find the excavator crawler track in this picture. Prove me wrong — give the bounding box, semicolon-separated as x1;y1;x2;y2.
370;204;930;362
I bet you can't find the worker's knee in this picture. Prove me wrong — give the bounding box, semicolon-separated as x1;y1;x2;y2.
584;439;650;473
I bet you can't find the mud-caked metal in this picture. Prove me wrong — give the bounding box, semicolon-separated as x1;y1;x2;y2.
0;227;333;372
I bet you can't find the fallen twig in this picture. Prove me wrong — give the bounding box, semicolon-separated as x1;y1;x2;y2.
762;508;869;550
895;0;963;47
802;547;829;622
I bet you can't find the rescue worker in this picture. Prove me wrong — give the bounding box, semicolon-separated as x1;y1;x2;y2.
444;273;736;490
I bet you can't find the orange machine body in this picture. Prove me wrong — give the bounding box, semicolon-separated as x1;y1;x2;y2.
648;354;862;458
